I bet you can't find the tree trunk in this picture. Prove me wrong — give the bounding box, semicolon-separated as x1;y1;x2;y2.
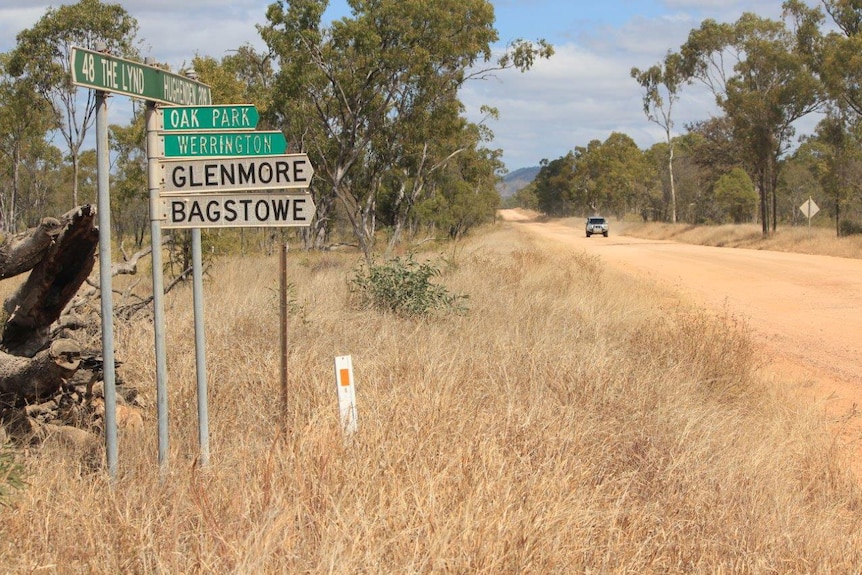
1;205;98;404
0;339;80;403
667;134;677;224
0;217;63;280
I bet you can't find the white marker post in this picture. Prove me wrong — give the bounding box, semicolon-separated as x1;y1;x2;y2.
334;355;358;435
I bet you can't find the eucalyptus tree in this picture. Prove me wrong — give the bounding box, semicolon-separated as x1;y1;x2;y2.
7;0;138;208
0;54;54;232
631;52;684;222
193;46;276;124
679;12;822;235
590;132;653;219
713;167;758;224
784;0;862;234
109;112;147;246
807;107;862;235
785;0;862;114
260;0;552;257
534;152;577;217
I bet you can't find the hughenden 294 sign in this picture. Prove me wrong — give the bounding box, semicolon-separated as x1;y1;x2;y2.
70;46;212;106
160;154;313;193
158;192;316;229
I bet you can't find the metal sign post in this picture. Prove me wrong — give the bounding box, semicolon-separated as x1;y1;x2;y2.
146;101;171;469
95;90;118;479
153;101;313;468
799;197;820;232
72;46;212;478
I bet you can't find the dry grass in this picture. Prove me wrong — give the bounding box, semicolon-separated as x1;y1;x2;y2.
3;223;862;573
619;221;862;260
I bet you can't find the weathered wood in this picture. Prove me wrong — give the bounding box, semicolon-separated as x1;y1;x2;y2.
2;205;98;356
0;339;81;404
0;217;63;280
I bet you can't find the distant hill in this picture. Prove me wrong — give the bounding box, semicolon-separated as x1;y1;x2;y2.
497;166;540;198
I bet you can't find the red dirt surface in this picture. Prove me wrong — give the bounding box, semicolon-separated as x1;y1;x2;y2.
500;209;862;475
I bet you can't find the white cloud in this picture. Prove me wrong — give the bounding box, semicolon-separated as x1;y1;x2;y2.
0;1;818;171
461;19;727;170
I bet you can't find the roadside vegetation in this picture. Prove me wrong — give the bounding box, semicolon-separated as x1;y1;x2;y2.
619;219;862;260
2;222;861;573
3;0;862;569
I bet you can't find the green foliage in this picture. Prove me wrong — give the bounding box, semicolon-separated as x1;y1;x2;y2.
839;219;862;236
261;0;551;255
678;12;822;235
714;168;758;223
0;445;25;504
534;153;577;216
631;52;684;222
349;254;468;317
535;133;655;219
8;0;139;208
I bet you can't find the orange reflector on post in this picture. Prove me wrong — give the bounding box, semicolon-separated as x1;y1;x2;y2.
334;355;357;434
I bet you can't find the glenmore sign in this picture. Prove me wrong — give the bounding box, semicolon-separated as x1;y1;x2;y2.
160;154;313;193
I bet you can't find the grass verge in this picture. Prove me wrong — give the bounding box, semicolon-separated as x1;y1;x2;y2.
1;222;860;573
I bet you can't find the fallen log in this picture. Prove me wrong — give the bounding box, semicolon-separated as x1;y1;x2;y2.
0;339;80;404
2;205;98;357
1;206;98;403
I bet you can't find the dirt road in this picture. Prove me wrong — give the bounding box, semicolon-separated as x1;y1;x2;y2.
500;210;862;470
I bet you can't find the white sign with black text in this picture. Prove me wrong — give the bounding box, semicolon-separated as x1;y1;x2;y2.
158;192;315;228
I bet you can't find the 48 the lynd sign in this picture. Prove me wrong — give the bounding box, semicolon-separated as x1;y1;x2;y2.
71;46;212;106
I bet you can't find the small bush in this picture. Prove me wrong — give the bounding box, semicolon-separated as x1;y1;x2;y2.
349;254;468;317
0;445;25;505
839;219;862;236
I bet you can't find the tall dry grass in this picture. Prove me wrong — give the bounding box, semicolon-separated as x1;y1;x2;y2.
2;222;862;573
620;220;862;259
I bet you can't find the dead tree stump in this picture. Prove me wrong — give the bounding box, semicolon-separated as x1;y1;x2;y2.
0;206;98;406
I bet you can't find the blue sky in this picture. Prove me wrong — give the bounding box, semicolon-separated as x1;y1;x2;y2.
1;1;797;170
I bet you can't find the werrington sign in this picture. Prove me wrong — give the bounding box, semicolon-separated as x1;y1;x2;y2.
160;131;287;158
160;154;314;193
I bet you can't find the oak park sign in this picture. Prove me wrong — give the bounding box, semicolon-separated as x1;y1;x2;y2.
158;105;259;131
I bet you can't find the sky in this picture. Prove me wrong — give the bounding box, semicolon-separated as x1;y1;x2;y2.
0;0;799;171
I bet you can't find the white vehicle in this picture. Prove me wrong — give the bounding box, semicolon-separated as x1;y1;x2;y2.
586;217;609;237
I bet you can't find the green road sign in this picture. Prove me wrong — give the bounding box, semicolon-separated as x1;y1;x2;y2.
162;131;287;158
159;105;259;131
70;46;212;106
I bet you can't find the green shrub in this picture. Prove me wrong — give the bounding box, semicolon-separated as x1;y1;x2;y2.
839;219;862;236
0;445;25;505
349;254;468;317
